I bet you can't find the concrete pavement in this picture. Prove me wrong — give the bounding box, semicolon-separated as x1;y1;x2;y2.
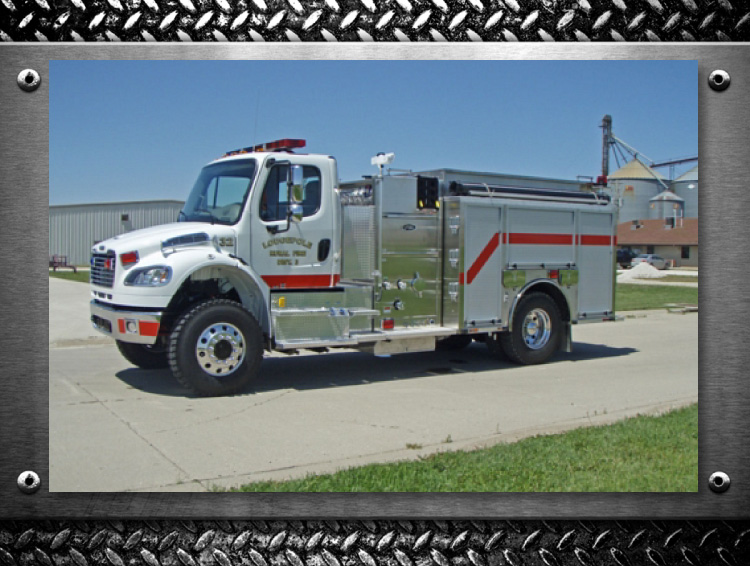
49;277;698;492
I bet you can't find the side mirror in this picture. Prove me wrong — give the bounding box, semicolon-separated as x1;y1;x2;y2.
289;203;303;223
288;164;304;204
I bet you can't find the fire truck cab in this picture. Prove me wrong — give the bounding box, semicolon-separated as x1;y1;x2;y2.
90;139;617;396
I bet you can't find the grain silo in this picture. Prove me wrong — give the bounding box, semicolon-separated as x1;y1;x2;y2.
50;200;184;266
606;158;668;223
671;164;698;218
649;190;684;220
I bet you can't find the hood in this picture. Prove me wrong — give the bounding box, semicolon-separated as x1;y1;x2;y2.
91;222;237;256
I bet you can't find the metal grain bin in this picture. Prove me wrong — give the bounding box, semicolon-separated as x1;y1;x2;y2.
49;200;184;266
607;159;667;223
671;164;698;218
649;190;685;220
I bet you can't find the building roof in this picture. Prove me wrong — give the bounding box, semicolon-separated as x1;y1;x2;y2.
617;218;698;246
50;200;185;209
674;164;698;182
649;190;684;203
608;158;666;181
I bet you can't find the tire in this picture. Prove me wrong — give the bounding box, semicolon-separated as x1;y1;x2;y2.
436;335;473;351
168;299;263;396
116;340;169;369
499;292;562;365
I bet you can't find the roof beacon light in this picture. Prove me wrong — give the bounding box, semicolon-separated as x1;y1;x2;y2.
223;139;306;157
371;152;395;175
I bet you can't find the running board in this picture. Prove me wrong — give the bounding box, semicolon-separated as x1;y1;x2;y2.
274;326;456;351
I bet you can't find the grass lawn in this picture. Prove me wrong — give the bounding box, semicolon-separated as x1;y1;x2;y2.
659;275;699;283
223;404;697;492
616;283;698;311
49;270;90;283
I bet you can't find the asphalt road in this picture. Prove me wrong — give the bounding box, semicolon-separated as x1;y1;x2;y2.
49;278;698;492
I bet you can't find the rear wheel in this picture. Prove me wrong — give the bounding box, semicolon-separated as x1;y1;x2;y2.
499;292;562;365
168;299;263;396
116;340;169;369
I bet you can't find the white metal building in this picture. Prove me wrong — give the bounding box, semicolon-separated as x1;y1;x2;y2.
49;200;184;266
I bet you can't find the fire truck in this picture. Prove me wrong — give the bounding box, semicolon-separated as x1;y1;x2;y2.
90;139;617;396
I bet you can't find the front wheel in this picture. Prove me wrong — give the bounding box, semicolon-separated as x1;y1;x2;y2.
499;292;562;365
116;340;169;369
168;299;264;396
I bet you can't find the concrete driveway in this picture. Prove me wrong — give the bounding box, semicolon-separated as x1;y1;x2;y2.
49;278;698;492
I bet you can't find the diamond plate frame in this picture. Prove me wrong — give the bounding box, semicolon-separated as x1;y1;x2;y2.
1;0;749;41
1;41;748;554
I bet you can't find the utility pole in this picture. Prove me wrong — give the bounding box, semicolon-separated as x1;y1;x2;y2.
601;114;612;178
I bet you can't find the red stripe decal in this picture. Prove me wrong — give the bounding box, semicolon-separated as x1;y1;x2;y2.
466;232;500;285
138;321;160;337
509;233;573;245
579;235;611;246
261;274;340;289
459;272;465;285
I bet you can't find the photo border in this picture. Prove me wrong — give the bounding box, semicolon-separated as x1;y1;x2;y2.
1;43;747;561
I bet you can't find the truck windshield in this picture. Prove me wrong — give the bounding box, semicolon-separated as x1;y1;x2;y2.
180;159;257;225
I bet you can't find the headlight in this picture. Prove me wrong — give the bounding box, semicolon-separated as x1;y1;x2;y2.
124;266;172;287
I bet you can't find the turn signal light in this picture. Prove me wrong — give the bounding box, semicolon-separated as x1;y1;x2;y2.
120;251;139;266
548;269;559;279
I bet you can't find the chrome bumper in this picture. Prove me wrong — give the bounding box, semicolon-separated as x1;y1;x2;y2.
90;301;163;345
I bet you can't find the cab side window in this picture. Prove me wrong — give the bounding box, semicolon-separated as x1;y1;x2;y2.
260;164;322;222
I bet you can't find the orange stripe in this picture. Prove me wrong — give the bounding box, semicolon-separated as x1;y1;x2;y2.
579;235;612;246
466;233;500;285
138;321;160;337
261;274;340;289
509;233;573;245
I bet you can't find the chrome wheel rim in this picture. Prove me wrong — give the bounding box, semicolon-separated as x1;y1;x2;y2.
522;308;551;350
195;322;245;377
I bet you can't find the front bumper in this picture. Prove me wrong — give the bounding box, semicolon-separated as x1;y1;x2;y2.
90;301;163;345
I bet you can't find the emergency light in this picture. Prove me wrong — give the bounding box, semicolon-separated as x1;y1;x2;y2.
224;138;306;157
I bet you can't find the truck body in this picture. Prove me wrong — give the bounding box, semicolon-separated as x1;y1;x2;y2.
90;140;617;396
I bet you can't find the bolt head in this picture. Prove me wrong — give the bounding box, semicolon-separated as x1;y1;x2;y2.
708;70;730;92
17;69;41;92
17;471;41;494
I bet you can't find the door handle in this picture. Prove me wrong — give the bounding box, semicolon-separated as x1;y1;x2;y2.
318;239;331;262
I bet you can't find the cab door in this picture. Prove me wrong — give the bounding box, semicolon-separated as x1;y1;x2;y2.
249;155;338;289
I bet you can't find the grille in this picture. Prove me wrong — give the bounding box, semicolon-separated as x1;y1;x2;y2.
90;250;116;288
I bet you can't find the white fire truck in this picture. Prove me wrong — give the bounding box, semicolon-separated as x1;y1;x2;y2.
90;139;617;396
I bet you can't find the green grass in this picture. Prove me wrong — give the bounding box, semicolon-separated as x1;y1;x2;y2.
224;404;697;492
615;283;698;311
659;275;699;283
49;270;90;283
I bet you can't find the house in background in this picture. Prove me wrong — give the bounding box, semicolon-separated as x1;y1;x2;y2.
617;217;698;268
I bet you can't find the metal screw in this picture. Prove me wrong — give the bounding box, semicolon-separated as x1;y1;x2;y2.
17;471;41;494
708;471;730;493
708;70;730;92
17;69;41;92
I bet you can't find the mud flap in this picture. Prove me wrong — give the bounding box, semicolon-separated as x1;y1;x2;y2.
561;322;572;353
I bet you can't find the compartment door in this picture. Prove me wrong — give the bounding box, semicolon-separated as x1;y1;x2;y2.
461;204;502;327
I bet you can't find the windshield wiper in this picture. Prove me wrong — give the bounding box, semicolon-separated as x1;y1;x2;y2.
194;209;219;225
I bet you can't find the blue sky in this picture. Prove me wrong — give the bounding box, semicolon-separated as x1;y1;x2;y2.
49;60;697;205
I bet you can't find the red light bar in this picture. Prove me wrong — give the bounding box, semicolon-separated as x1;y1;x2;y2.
255;138;306;152
223;139;306;157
